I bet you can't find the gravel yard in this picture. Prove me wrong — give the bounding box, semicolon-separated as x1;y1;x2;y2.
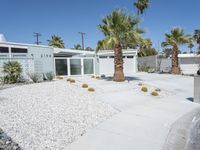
0;80;116;150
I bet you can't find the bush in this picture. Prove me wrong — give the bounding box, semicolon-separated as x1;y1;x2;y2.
96;76;101;79
56;76;63;80
3;61;22;84
46;72;54;81
82;84;88;88
141;86;148;92
151;91;159;96
28;73;41;83
67;78;71;82
88;87;95;92
91;75;95;78
138;64;152;72
70;79;75;83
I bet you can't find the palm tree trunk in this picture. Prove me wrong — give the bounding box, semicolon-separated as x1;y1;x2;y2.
113;41;125;82
172;45;180;74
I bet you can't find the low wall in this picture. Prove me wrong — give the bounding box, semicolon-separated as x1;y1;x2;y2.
194;75;200;103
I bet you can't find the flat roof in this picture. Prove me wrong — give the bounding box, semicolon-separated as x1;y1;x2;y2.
0;41;51;48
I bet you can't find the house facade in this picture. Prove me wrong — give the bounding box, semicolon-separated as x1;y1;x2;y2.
0;34;138;79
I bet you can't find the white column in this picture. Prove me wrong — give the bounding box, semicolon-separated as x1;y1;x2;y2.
133;55;138;73
8;46;12;59
67;58;71;76
81;58;84;76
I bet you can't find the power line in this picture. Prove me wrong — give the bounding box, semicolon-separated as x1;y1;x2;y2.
33;32;42;45
78;32;86;50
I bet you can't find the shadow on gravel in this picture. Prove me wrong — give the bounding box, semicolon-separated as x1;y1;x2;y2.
101;76;142;82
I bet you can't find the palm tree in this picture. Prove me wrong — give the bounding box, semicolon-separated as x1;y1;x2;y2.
3;61;22;83
138;38;157;57
47;35;65;48
98;9;143;81
134;0;150;15
193;29;200;54
162;27;191;74
73;44;82;50
188;43;194;53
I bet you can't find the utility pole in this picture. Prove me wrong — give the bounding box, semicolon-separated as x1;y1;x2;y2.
33;32;42;45
78;32;86;50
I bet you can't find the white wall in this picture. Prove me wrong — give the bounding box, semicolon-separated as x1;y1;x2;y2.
99;57;136;76
180;64;199;75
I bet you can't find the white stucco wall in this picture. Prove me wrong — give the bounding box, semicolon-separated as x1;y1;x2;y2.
99;57;136;76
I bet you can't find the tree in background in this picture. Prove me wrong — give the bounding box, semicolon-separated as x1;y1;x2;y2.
47;35;65;48
98;9;143;81
73;44;82;50
85;47;94;51
134;0;150;15
193;29;200;54
188;43;194;53
138;38;157;57
162;27;191;74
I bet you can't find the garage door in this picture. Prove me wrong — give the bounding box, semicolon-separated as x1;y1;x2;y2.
99;56;135;75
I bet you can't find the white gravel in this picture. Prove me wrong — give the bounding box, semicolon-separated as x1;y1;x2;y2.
0;80;116;150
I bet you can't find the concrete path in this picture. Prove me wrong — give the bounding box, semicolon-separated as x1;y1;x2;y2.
66;73;200;150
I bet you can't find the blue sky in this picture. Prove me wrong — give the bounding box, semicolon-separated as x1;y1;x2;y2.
0;0;200;52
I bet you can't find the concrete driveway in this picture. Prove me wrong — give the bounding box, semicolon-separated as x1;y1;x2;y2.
66;73;200;150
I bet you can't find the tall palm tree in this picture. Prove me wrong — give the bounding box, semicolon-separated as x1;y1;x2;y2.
47;35;65;48
134;0;150;15
162;27;191;74
193;29;200;54
98;9;143;81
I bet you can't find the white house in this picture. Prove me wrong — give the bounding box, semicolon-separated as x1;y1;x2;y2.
0;34;138;78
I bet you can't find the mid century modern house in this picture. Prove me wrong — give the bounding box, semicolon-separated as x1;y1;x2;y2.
0;34;138;78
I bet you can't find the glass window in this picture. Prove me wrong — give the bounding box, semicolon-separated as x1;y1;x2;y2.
11;48;27;53
70;59;82;75
99;56;107;58
84;59;94;74
0;47;9;53
127;56;134;58
55;59;68;75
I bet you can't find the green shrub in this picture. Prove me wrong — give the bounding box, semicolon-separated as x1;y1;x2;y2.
141;86;148;92
28;73;41;83
138;64;151;72
70;79;75;83
67;78;71;82
46;72;54;81
96;76;101;79
91;75;95;78
56;76;63;80
82;84;88;88
88;87;95;92
151;91;159;96
3;61;22;84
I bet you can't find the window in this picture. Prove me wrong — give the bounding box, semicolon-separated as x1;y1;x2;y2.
127;56;134;58
0;47;9;53
109;56;114;58
11;48;27;53
99;56;107;58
